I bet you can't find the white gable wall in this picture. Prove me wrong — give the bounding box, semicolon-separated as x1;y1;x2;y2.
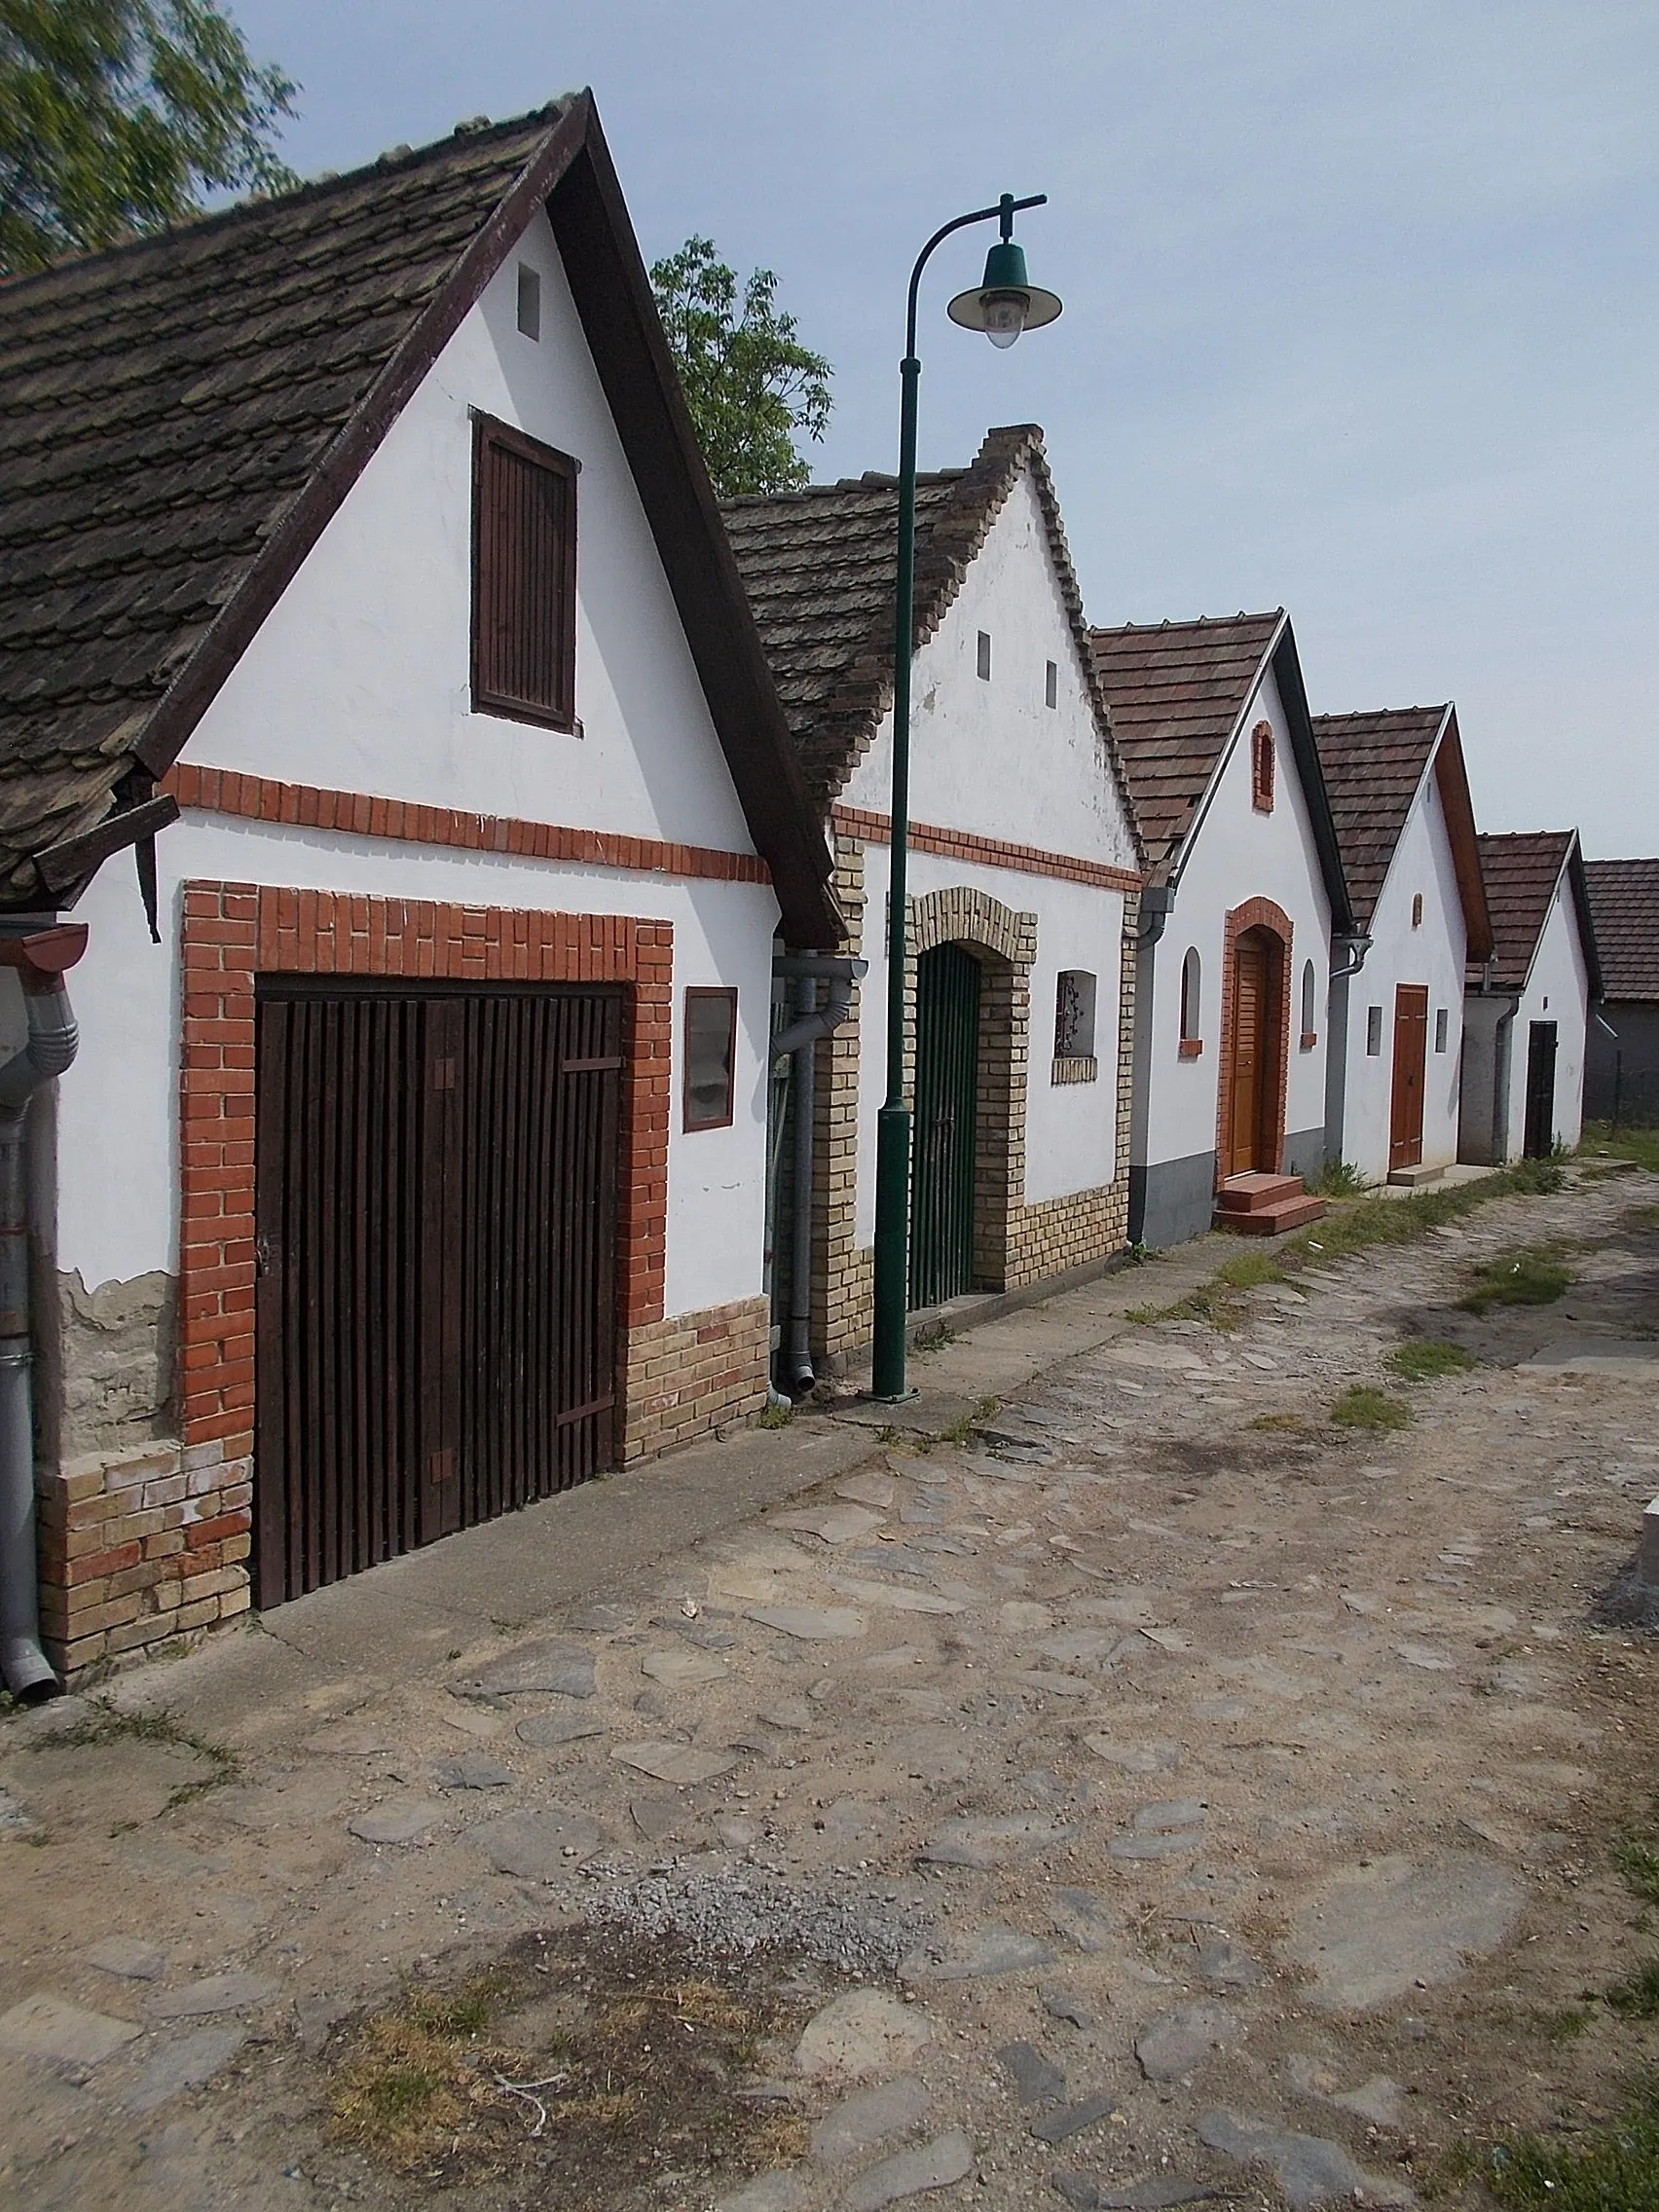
843;468;1137;870
837;462;1135;1252
185;206;754;854
1138;665;1332;1206
55;203;781;1333
1506;877;1591;1158
1339;756;1469;1182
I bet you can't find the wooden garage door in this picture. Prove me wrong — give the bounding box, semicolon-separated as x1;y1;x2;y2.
253;983;622;1606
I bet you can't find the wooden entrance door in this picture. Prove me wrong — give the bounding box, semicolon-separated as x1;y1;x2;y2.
910;944;980;1309
1524;1020;1558;1159
253;983;622;1606
1225;928;1281;1176
1388;985;1429;1170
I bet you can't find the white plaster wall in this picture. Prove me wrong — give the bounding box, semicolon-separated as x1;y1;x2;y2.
842;467;1136;871
56;818;779;1321
1507;876;1591;1157
851;838;1124;1246
1138;667;1334;1170
1339;757;1469;1182
187;206;755;855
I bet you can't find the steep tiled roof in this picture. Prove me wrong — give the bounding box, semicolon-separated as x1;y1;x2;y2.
0;98;842;943
0;111;562;903
721;424;1138;851
1475;830;1599;992
1089;612;1283;869
1583;858;1659;1001
1310;706;1446;928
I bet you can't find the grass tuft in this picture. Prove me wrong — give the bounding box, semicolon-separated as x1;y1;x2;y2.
30;1700;240;1809
1214;1249;1287;1290
1441;2084;1659;2212
1309;1158;1371;1197
1581;1121;1659;1176
1461;1244;1572;1313
1604;1960;1659;2019
1250;1412;1304;1432
755;1400;793;1429
1616;1835;1659;1906
1329;1384;1412;1432
1386;1338;1480;1382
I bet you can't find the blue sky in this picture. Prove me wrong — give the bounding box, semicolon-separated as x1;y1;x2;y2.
232;1;1659;857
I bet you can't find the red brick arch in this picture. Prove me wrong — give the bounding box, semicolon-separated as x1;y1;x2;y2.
1214;896;1294;1186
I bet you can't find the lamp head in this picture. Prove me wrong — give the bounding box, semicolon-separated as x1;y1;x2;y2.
947;236;1062;350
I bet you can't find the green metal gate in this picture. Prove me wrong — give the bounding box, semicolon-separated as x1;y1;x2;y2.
910;943;980;1308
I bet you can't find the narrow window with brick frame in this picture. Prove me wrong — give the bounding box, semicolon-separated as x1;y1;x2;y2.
1179;946;1202;1056
472;413;577;730
1250;719;1275;812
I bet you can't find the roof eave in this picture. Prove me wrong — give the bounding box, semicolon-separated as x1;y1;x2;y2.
1270;620;1355;937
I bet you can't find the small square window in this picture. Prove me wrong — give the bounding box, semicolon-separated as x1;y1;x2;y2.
516;263;541;340
683;988;737;1131
1054;969;1096;1059
1366;1006;1383;1055
1045;659;1058;709
977;630;992;681
1435;1007;1450;1053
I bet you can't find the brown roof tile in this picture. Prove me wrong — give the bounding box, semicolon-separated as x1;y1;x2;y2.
721;424;1139;854
1310;706;1446;929
0;112;560;900
1583;858;1659;1001
1474;830;1595;991
1089;612;1284;867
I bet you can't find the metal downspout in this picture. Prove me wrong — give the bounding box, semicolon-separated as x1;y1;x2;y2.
770;954;867;1397
0;923;88;1702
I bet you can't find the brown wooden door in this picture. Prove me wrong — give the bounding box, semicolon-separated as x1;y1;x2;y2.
254;983;622;1607
1389;985;1429;1169
1227;930;1279;1176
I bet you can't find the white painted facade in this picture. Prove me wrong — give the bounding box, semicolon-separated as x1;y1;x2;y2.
56;204;784;1323
1339;757;1469;1183
838;465;1137;1247
1504;874;1592;1158
1137;666;1334;1190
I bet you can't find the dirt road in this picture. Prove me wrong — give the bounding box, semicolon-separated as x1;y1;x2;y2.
2;1163;1656;2211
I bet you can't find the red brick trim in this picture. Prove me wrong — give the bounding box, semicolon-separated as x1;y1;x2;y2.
1178;1036;1203;1059
831;803;1141;894
166;763;769;887
1214;896;1294;1187
178;882;672;1462
1300;1029;1318;1051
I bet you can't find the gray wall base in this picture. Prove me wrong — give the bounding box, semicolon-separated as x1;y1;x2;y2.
1283;1124;1327;1184
1130;1151;1220;1249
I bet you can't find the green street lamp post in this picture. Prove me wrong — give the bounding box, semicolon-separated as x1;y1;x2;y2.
870;192;1062;1402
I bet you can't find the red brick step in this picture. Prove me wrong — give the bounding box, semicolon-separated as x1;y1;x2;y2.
1213;1172;1327;1236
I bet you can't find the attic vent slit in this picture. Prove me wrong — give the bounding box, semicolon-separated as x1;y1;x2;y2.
517;264;541;341
977;631;992;682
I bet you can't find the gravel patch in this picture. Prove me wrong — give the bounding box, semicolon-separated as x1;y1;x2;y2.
557;1853;937;1972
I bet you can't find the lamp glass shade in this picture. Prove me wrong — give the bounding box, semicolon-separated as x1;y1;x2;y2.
946;238;1062;342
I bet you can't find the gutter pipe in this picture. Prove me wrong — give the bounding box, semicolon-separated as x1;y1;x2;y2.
770;954;866;1397
1135;883;1173;946
1330;933;1372;981
0;921;88;1702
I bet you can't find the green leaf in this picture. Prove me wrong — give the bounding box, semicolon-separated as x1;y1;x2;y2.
0;0;298;276
649;234;832;498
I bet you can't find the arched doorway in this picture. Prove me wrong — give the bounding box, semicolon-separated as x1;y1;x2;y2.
910;942;980;1307
1224;924;1287;1177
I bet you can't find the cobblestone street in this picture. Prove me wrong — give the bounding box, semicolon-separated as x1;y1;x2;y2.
3;1161;1657;2211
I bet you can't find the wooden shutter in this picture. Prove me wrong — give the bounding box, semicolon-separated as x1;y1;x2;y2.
471;414;577;728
